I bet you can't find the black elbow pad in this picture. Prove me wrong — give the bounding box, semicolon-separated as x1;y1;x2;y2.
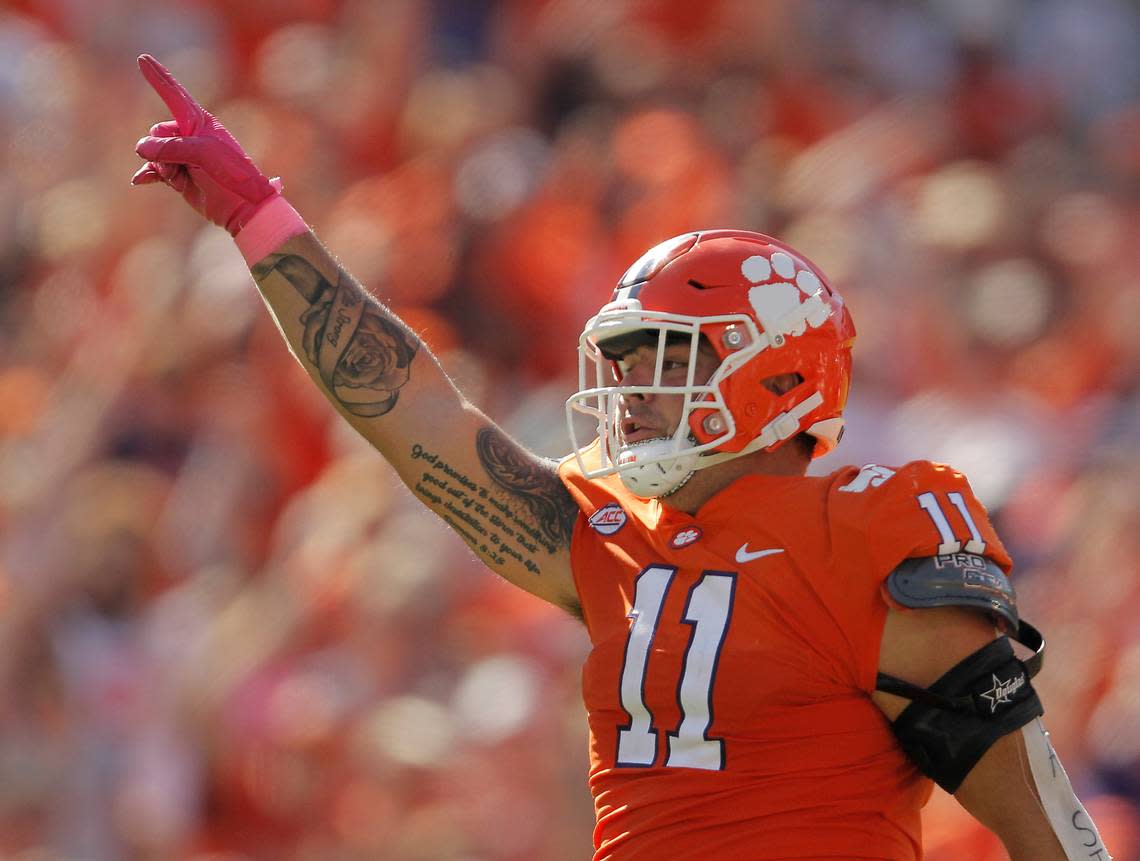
878;629;1044;793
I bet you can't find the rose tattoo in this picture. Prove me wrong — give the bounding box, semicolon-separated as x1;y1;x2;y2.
254;254;419;417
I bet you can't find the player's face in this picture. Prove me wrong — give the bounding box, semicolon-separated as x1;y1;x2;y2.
616;340;720;445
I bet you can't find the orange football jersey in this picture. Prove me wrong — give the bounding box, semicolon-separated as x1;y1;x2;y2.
558;449;1013;861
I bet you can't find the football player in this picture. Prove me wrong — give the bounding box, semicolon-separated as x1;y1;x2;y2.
133;54;1110;860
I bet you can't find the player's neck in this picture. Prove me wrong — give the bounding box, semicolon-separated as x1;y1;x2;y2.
664;444;811;515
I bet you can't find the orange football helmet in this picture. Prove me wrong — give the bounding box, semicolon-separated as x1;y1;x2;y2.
566;229;856;497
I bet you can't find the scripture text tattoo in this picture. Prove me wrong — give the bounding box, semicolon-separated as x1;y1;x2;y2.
408;432;577;579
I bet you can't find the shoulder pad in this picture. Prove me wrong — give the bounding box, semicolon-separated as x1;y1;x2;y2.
885;553;1019;632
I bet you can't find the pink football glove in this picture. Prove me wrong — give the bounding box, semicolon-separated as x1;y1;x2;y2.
132;54;282;236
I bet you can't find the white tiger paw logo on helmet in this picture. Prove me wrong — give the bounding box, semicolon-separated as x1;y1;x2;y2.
742;251;831;345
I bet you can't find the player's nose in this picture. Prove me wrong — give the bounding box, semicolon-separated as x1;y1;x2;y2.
618;374;651;402
618;359;654;391
620;393;645;417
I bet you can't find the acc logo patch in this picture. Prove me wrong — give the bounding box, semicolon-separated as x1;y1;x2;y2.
588;503;628;535
670;526;703;549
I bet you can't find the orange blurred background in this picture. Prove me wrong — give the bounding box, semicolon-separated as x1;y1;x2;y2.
0;1;1138;859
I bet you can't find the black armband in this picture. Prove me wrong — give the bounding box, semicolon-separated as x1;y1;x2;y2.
877;622;1045;793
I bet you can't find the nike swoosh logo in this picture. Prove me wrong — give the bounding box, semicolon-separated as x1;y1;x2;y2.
735;545;786;564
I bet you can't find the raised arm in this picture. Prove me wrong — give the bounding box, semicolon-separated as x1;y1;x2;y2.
132;54;580;613
248;232;581;611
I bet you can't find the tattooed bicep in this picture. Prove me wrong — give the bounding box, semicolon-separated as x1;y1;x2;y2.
475;427;579;550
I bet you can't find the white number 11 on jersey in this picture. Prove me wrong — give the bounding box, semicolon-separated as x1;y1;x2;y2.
616;565;737;770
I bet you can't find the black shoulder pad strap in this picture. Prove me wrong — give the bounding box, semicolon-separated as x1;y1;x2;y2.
885;553;1019;631
877;620;1045;713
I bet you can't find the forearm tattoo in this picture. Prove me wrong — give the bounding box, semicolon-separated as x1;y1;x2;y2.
408;429;581;581
252;254;419;417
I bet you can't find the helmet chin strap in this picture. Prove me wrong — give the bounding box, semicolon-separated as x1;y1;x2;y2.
616;391;824;499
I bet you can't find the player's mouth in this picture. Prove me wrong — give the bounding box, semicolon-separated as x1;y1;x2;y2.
620;417;668;444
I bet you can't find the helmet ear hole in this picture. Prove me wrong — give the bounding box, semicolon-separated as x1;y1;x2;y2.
761;373;804;396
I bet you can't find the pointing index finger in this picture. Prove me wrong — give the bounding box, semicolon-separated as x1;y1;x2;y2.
137;53;205;134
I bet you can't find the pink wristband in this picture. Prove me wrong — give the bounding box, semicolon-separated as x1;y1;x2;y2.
234;196;309;265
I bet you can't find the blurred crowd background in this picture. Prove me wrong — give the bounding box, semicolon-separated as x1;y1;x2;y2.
1;0;1138;859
